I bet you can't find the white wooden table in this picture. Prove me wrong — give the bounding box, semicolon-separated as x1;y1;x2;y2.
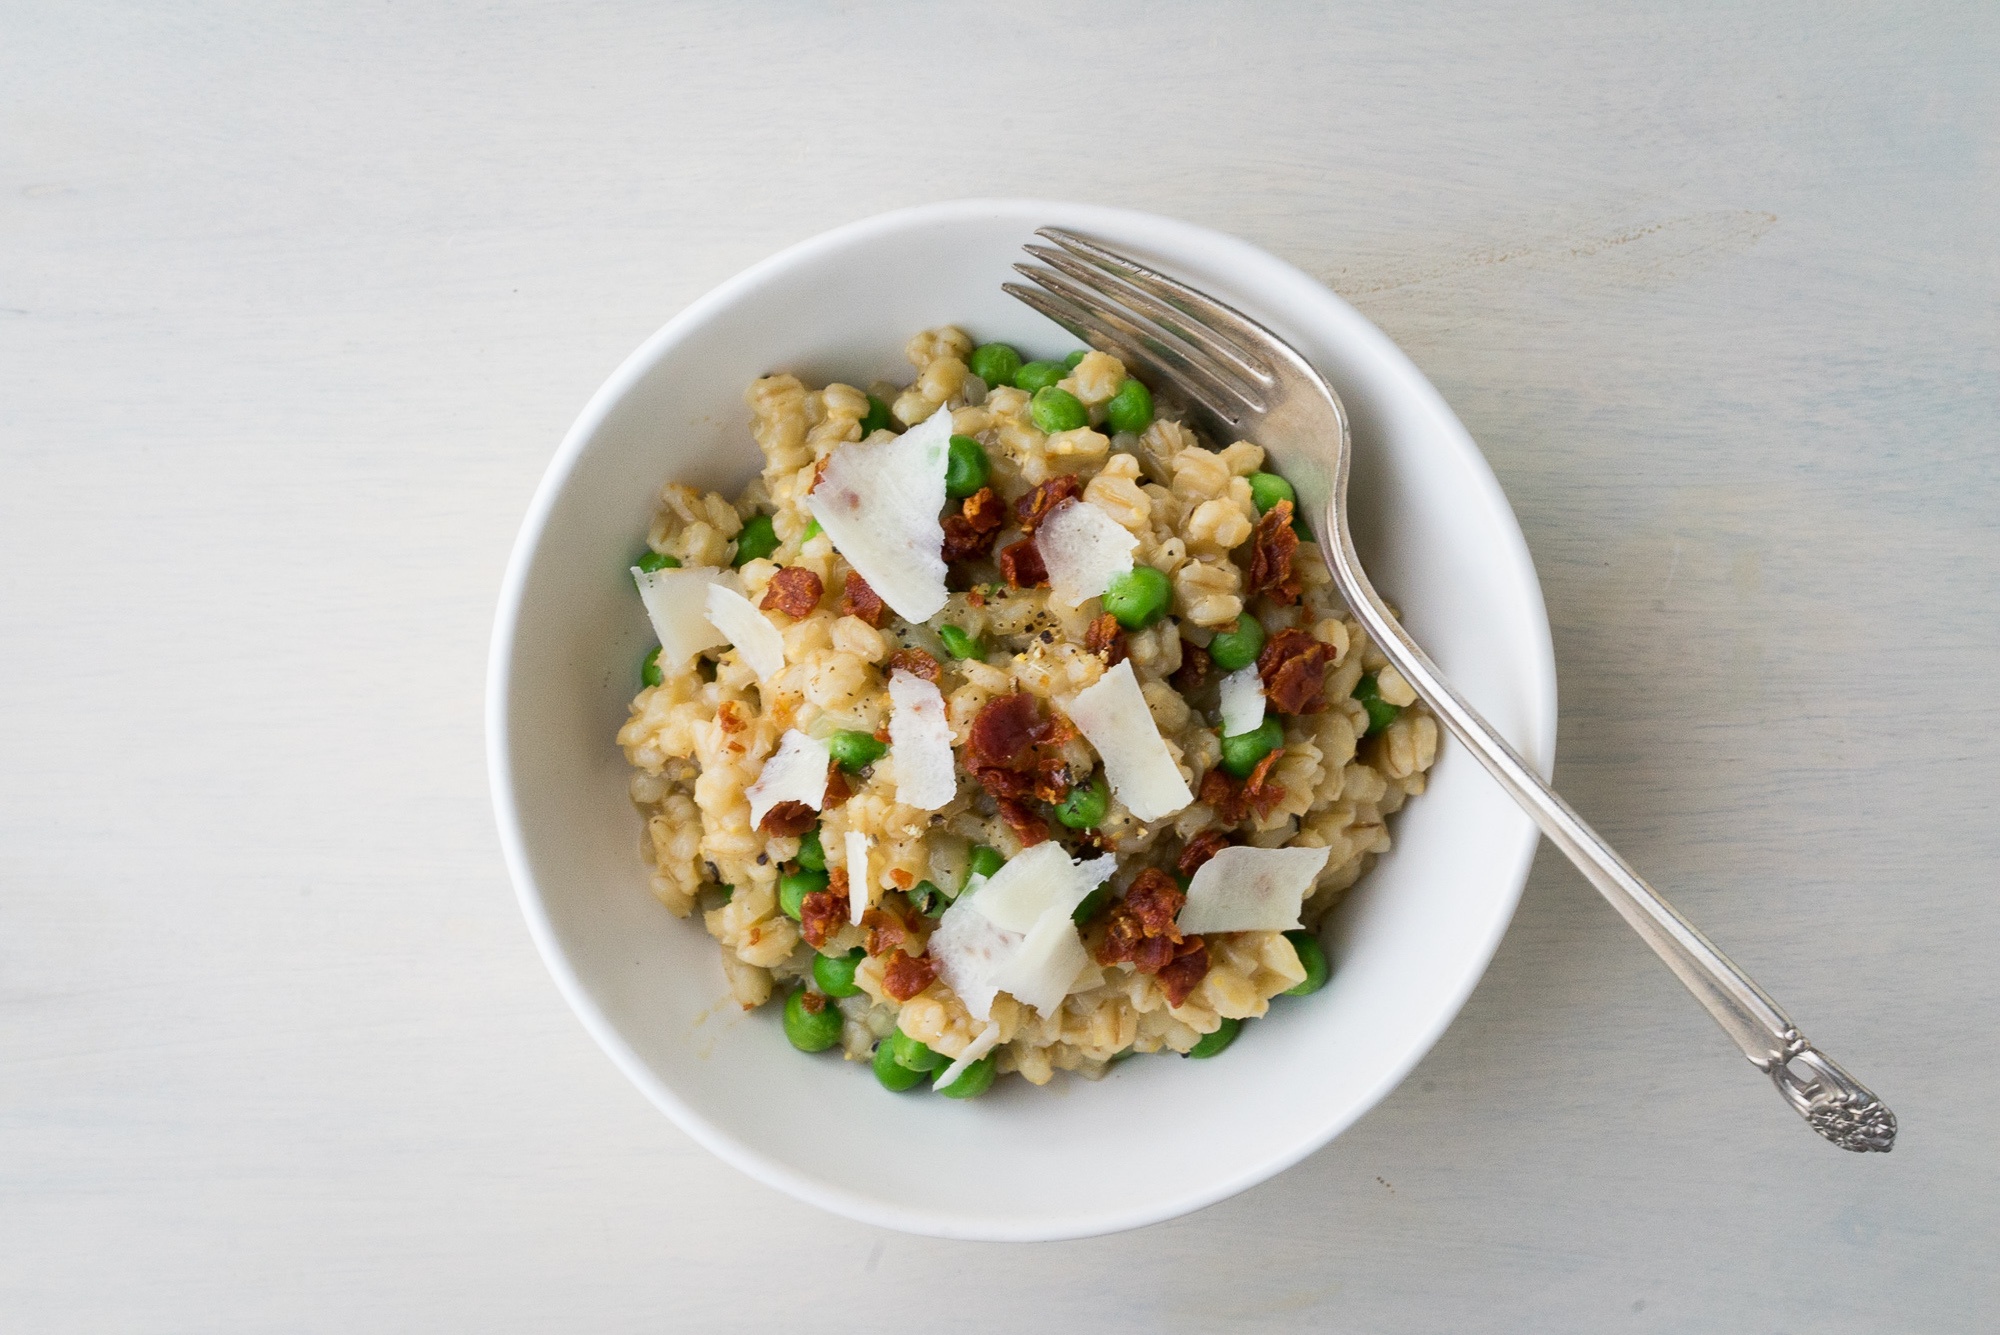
5;4;1993;1330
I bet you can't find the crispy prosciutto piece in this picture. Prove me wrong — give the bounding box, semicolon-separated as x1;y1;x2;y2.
1257;627;1333;715
1246;497;1303;605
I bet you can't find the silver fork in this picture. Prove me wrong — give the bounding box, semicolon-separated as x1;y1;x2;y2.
1009;227;1896;1153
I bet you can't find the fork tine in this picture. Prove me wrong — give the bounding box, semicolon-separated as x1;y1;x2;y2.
1001;283;1251;439
1022;242;1275;392
1003;277;1258;431
1009;263;1267;419
1035;228;1291;377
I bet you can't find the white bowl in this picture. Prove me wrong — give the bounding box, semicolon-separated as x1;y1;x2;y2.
487;200;1556;1241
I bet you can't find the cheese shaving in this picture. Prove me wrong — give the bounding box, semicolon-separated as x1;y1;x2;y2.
805;403;952;623
933;1019;1002;1092
887;669;956;810
990;909;1091;1018
1177;844;1331;934
632;565;736;668
927;895;1020;1022
1218;665;1267;738
1063;660;1194;821
1068;958;1106;996
971;842;1117;935
743;730;831;830
846;829;872;925
1035;498;1136;609
703;583;786;681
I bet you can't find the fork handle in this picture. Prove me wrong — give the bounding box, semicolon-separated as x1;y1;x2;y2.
1318;507;1896;1152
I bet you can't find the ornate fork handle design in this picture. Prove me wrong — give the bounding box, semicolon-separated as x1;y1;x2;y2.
1764;1032;1898;1152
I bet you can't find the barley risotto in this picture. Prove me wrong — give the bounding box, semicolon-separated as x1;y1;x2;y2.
616;326;1438;1097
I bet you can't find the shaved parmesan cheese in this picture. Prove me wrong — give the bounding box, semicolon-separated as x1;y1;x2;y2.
927;895;1021;1021
703;583;786;680
887;670;956;810
971;842;1117;935
1218;666;1267;739
1063;660;1194;821
933;1019;1002;1092
846;830;872;926
743;730;831;830
1068;958;1106;996
990;909;1091;1018
1036;498;1136;609
805;403;952;623
1177;844;1331;934
632;565;737;668
935;844;1122;1022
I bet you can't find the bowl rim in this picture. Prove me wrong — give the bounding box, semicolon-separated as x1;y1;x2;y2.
486;197;1558;1240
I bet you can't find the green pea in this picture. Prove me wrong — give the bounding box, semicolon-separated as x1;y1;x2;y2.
1014;360;1066;394
1053;773;1110;830
1063;349;1089;370
813;948;867;998
1352;673;1401;737
935;1053;997;1098
1188;1018;1242;1058
715;883;734;904
640;646;664;688
1071;884;1113;926
1207;614;1266;672
828;729;887;771
1283;930;1330;996
1104;378;1154;435
873;1038;926;1091
1246;472;1296;515
968;343;1023;389
937;624;982;660
906;879;945;917
795;826;825;872
887;1028;945;1072
803;517;822;541
1219;717;1284;778
1030;386;1088;434
783;987;843;1052
778;868;828;921
945;434;990;498
1103;564;1172;630
966;845;1005;885
859;395;892;437
732;514;778;567
635;549;681;573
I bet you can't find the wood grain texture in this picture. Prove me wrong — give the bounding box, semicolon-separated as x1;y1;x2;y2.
2;2;1994;1330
